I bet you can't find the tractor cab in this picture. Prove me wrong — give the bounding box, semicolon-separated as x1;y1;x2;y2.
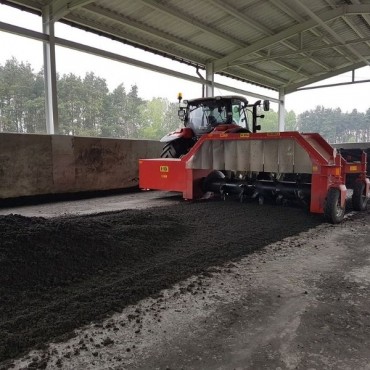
160;95;269;158
180;96;250;136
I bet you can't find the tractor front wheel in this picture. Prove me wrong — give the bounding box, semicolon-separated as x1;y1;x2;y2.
160;138;193;158
352;181;368;211
324;188;345;224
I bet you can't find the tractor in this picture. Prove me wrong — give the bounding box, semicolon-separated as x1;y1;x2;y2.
160;95;269;158
140;95;369;224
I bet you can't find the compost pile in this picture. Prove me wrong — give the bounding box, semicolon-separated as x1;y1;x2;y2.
0;200;322;363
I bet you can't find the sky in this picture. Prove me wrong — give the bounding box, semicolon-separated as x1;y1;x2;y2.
1;4;370;115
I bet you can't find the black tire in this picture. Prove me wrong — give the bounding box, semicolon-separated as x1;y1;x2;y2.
352;181;368;211
324;188;345;224
160;139;193;158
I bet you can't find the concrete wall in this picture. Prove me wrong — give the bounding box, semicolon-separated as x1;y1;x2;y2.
0;133;162;199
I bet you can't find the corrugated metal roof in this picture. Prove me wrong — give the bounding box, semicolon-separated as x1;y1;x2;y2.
2;0;370;93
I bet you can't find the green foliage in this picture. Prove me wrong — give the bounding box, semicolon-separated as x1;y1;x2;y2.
0;57;45;133
298;106;368;143
139;97;180;139
258;109;296;132
1;58;370;143
260;110;278;132
0;58;179;139
285;110;298;131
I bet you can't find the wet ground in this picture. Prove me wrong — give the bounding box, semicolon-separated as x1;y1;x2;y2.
0;191;369;369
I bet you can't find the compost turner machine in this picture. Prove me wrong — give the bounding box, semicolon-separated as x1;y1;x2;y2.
139;96;369;224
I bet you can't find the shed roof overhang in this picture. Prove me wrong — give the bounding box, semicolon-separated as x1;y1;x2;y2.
1;0;370;95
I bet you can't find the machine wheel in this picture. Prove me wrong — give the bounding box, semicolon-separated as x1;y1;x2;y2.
352;181;368;211
324;188;345;224
202;170;225;193
160;138;193;158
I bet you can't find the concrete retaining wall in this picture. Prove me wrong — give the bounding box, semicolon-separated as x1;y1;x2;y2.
0;133;162;199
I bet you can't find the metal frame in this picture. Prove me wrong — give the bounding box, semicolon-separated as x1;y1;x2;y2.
139;131;369;217
2;0;370;132
0;18;279;133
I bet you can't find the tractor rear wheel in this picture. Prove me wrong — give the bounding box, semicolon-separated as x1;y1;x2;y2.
160;139;193;158
352;181;368;211
324;188;345;224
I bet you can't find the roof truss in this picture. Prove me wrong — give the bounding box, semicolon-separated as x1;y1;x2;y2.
2;0;370;94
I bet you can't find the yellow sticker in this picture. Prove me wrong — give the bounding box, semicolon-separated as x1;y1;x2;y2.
220;133;229;138
160;166;169;172
240;133;250;138
350;165;358;171
266;132;280;136
312;165;318;172
335;168;340;176
161;174;168;179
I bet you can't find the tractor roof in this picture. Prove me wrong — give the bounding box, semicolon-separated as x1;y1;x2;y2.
186;96;249;105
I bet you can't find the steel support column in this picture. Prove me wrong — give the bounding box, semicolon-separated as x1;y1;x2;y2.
42;6;59;134
205;62;214;97
278;88;285;132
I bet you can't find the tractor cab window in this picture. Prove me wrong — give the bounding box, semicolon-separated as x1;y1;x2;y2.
232;99;249;130
186;99;232;135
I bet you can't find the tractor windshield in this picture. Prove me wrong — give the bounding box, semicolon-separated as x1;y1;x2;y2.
186;98;248;135
186;100;229;135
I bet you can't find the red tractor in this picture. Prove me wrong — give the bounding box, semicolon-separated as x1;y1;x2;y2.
140;95;369;224
160;95;270;158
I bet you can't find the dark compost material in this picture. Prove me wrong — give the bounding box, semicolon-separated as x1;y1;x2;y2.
0;200;322;363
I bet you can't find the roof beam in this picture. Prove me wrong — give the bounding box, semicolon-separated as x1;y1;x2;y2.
225;65;288;88
0;19;279;102
0;19;48;41
341;16;370;55
232;36;370;65
285;61;367;93
213;5;370;71
296;77;370;91
78;2;291;86
349;0;370;51
270;0;354;66
0;0;40;11
83;4;222;60
210;0;330;72
294;0;370;67
46;0;94;22
55;37;279;103
63;13;206;64
138;0;247;47
138;0;309;80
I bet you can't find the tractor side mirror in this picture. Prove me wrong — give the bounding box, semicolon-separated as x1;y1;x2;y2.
263;100;270;111
178;109;186;120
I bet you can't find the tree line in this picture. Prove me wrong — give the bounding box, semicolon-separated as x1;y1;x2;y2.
1;57;370;143
0;58;178;140
250;105;370;144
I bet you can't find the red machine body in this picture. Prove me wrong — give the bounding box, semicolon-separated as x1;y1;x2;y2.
140;130;369;223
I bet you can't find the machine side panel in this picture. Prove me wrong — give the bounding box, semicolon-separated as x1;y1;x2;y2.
224;141;238;170
263;140;279;172
250;140;264;172
294;142;313;173
304;135;333;163
278;139;294;173
236;140;250;171
139;159;186;192
212;140;225;170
